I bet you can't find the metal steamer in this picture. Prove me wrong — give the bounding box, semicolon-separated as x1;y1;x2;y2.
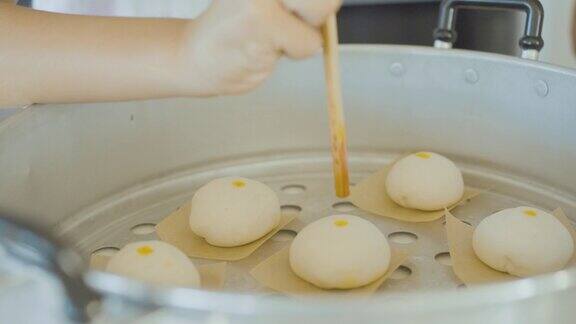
1;1;576;323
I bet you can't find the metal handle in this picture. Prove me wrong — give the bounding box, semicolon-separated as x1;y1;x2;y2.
433;0;544;60
0;211;99;323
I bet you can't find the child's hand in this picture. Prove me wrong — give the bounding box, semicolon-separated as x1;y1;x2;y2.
179;0;342;96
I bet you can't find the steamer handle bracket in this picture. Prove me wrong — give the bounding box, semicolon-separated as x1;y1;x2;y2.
433;0;544;60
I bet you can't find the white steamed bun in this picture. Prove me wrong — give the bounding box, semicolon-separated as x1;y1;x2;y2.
289;214;391;289
473;207;574;277
385;152;464;211
106;240;201;287
190;177;281;247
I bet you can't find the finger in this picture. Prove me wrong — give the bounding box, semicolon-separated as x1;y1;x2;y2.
280;0;342;27
269;2;322;59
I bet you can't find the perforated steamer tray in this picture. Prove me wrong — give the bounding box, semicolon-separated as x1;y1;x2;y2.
58;151;572;294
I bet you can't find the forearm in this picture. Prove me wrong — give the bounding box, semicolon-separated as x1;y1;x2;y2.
0;0;342;106
0;4;187;106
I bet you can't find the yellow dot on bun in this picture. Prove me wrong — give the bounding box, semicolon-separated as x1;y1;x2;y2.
523;209;538;217
289;215;391;289
232;180;246;188
473;207;574;277
191;177;281;247
106;241;201;287
386;152;464;211
415;152;432;159
334;219;349;227
137;245;154;256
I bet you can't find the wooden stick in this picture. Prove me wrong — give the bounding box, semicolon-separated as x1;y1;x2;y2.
322;14;350;198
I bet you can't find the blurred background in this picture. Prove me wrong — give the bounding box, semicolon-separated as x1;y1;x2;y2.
14;0;576;67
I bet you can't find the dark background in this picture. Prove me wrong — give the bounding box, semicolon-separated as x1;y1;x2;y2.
338;2;522;56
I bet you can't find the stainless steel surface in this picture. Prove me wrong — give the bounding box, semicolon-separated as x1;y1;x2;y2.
0;109;18;120
1;45;576;323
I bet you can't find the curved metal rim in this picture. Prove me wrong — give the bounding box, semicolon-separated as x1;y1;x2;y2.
2;44;576;316
340;44;576;76
86;266;576;316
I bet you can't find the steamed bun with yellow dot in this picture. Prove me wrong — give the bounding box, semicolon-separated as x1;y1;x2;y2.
473;207;574;277
289;215;390;289
385;152;464;211
190;177;281;247
106;240;201;287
